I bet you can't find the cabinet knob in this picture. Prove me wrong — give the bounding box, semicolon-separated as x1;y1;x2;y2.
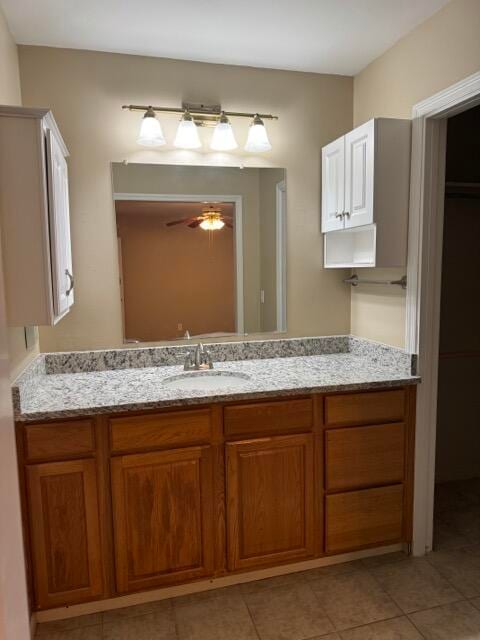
65;269;74;296
335;212;343;219
344;211;351;219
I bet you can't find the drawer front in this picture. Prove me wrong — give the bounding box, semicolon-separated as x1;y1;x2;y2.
224;399;313;438
109;409;212;453
24;420;95;461
325;389;405;426
325;423;405;491
326;485;404;553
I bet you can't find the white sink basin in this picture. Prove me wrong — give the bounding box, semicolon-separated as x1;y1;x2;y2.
163;370;251;390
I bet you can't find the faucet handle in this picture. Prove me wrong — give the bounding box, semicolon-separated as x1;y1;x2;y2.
183;350;195;371
202;348;214;369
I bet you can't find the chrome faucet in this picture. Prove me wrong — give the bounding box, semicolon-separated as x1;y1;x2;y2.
184;343;214;371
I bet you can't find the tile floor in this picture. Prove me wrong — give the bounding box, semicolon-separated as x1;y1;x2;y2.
35;478;480;640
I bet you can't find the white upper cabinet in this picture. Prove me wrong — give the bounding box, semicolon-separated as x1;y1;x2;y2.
321;136;345;232
321;118;411;268
0;106;73;326
344;119;374;229
46;130;74;318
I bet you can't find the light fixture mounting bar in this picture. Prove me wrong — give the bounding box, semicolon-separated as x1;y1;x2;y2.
122;104;278;121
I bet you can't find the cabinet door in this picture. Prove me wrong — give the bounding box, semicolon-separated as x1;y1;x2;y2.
344;119;374;228
111;446;214;593
226;433;314;571
26;459;103;609
46;128;73;320
321;136;345;232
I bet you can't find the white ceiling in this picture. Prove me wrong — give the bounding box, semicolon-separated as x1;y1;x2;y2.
1;0;450;75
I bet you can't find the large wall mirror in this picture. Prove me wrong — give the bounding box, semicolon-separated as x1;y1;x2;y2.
112;163;287;343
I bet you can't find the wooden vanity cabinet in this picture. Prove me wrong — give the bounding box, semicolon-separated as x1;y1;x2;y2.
16;386;416;610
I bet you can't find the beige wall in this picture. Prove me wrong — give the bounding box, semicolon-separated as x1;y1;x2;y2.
0;8;20;104
18;46;353;352
0;9;40;378
0;10;31;640
351;0;480;348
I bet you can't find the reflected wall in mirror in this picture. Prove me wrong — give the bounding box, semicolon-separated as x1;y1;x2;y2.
112;164;287;343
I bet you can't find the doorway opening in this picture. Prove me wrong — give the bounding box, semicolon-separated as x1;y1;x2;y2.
406;71;480;555
432;104;480;551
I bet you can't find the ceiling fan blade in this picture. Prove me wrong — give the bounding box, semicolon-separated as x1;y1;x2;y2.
166;218;194;226
225;222;233;228
188;220;202;228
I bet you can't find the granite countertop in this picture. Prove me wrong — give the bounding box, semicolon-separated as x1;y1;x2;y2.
13;336;420;422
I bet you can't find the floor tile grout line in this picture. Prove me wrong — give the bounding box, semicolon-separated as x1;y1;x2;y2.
238;590;263;640
302;577;338;636
404;612;429;639
305;568;405;634
361;553;471;617
422;550;478;600
334;613;419;636
350;562;411;616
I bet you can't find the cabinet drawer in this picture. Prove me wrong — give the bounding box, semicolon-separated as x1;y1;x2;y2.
325;389;405;426
325;423;405;491
326;485;404;553
109;409;212;453
24;420;95;462
224;399;313;438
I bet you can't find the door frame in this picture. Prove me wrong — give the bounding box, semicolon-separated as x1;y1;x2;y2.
275;180;287;332
405;71;480;556
113;192;244;335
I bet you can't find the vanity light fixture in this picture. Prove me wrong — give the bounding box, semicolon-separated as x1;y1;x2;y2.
123;103;278;152
245;114;272;152
136;107;166;147
174;110;201;149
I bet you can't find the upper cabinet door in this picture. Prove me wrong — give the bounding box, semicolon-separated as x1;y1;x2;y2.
321;136;345;232
46;128;74;320
344;119;374;229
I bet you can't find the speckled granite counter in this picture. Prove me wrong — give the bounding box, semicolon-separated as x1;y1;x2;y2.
12;335;419;422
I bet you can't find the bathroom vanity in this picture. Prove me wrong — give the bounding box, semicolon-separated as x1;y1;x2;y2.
13;336;418;613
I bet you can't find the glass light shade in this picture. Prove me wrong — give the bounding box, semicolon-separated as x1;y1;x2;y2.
137;109;165;147
174;112;201;149
210;113;238;151
199;216;225;231
244;115;272;152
